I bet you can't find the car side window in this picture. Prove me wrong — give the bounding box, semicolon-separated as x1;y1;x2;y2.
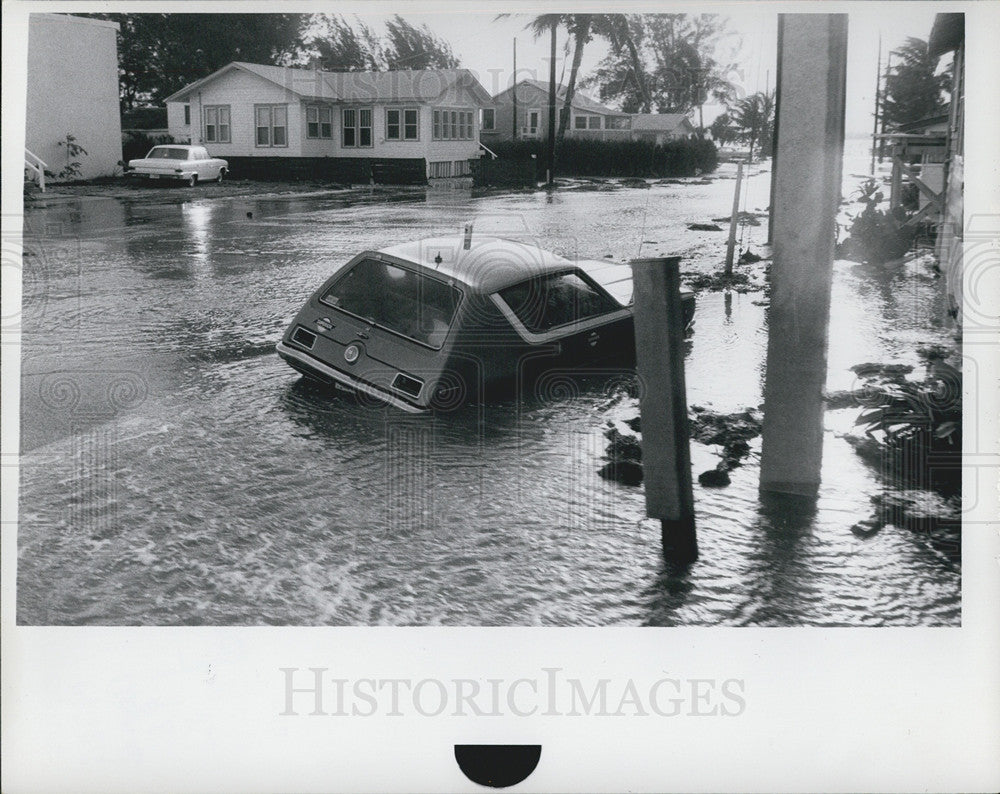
499;271;621;333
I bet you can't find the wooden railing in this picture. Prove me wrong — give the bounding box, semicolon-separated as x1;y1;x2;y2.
478;141;498;160
24;148;47;192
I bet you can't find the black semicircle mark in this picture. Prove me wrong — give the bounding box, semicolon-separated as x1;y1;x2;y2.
454;744;541;788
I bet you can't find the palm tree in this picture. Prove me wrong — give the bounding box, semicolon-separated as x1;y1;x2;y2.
523;14;594;140
731;90;775;161
590;14;652;113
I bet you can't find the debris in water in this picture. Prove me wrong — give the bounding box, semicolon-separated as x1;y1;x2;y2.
688;223;723;231
698;468;731;487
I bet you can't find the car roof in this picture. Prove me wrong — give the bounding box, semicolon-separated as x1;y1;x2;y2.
377;236;577;294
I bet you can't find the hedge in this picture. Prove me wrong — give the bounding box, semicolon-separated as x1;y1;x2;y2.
484;137;718;180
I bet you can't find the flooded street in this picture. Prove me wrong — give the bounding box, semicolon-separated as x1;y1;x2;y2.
16;163;960;625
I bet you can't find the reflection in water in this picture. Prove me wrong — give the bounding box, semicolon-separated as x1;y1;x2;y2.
181;201;213;271
17;175;960;626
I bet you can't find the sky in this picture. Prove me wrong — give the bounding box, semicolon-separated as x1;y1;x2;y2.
347;4;945;136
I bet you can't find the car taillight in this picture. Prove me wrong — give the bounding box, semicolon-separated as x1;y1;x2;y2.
391;372;424;398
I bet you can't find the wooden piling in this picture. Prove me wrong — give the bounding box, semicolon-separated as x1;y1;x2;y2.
759;14;848;498
630;256;697;564
725;162;744;276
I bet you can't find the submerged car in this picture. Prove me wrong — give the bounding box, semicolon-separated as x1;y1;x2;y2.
126;145;228;186
277;235;695;412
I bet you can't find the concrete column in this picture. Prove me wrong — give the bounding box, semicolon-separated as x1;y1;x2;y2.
759;14;848;498
631;257;697;563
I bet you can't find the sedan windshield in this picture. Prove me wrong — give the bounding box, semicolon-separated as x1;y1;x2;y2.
321;258;461;349
147;147;192;160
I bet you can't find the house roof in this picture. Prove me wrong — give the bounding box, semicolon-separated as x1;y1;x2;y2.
929;13;964;58
163;62;491;105
896;113;950;134
629;113;694;132
494;80;624;116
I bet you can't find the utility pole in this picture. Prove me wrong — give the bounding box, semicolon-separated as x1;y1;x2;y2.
878;53;892;164
725;162;744;276
630;256;697;564
871;34;882;175
512;38;518;141
760;13;848;499
547;21;557;186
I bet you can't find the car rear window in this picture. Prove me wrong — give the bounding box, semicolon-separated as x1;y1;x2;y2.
498;271;622;333
321;258;461;349
148;147;193;160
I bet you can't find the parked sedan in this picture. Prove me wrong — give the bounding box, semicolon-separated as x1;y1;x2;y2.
277;235;695;412
126;145;228;186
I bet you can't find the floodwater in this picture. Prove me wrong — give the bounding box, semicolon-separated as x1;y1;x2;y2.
16;162;960;625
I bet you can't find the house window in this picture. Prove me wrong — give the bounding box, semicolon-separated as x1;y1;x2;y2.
433;109;473;141
528;111;539;134
404;109;419;140
255;105;287;147
203;105;231;143
342;107;372;147
573;115;601;130
481;108;495;131
184;105;191;125
386;108;419;141
307;106;332;139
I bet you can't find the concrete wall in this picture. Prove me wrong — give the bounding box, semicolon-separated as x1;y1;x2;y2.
26;14;122;180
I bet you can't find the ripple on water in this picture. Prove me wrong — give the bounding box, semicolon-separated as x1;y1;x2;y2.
17;179;960;625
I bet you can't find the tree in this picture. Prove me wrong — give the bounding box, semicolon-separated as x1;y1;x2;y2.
521;14;595;140
582;14;738;117
882;37;948;129
302;15;383;71
84;13;310;110
730;90;774;160
383;15;460;70
709;112;739;146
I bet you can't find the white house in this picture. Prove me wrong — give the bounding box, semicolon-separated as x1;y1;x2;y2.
481;80;631;143
629;113;697;144
164;62;492;182
481;80;697;145
25;14;122;181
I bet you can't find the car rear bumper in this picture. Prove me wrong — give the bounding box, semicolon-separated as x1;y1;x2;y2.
127;171;188;181
276;340;426;413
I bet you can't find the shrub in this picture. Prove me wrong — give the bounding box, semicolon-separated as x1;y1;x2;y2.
840;178;917;263
853;360;961;496
484;137;718;179
121;131;175;165
43;134;89;181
